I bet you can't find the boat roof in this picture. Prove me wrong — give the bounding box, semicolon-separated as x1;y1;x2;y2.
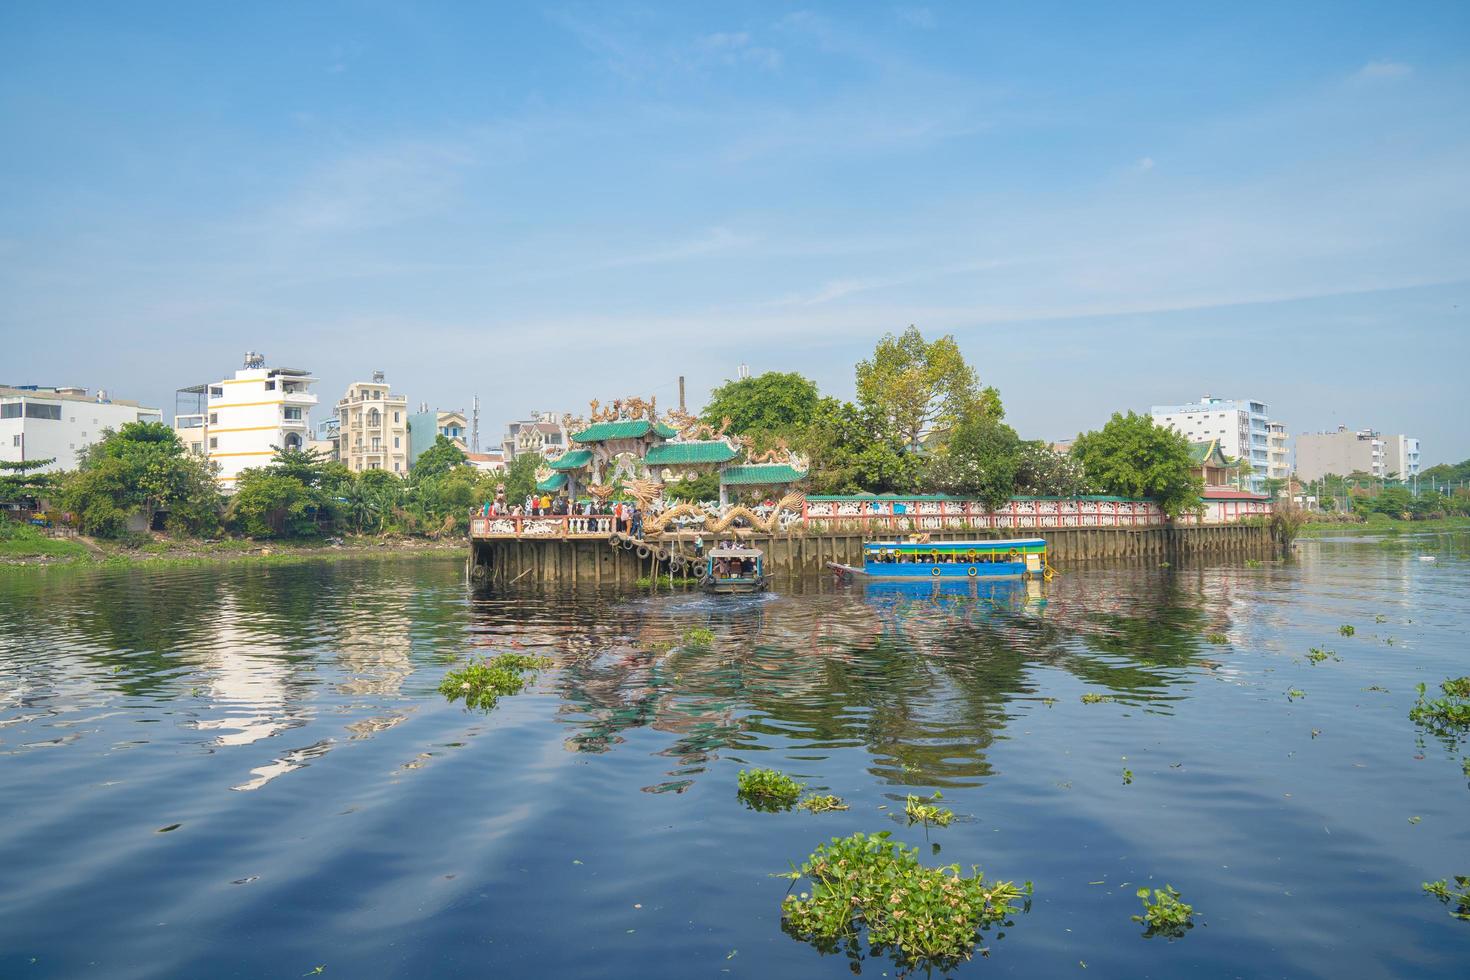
866;538;1045;547
709;547;762;558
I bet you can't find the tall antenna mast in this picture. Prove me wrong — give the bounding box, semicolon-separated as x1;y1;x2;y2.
471;394;480;453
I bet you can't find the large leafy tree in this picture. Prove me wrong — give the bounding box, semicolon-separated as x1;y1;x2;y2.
502;453;540;504
1012;442;1092;497
229;469;315;538
412;435;468;479
701;371;821;440
1071;412;1203;518
856;326;1000;451
62;422;220;536
0;458;56;504
795;398;919;495
927;417;1022;510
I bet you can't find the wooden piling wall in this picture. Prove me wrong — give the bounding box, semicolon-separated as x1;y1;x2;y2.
469;524;1278;586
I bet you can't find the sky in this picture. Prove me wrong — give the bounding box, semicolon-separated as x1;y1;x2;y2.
2;1;1467;463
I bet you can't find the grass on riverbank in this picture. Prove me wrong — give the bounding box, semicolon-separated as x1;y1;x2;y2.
0;522;91;560
1298;515;1470;537
0;529;463;569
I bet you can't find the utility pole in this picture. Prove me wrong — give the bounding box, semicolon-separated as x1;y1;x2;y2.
678;376;686;414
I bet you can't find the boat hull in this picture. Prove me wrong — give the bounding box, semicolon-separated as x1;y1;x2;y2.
703;577;768;594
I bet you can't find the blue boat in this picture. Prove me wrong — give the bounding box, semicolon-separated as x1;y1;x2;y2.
828;537;1051;582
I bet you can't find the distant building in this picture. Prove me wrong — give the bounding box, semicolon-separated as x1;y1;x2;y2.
1296;426;1421;481
1266;421;1290;485
464;451;506;474
175;353;318;488
1151;395;1272;493
336;372;409;475
407;406;468;467
501;411;569;461
1188;440;1238;488
309;418;340;462
1;384;162;473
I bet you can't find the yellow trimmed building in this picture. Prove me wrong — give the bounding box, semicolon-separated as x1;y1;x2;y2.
174;353;318;489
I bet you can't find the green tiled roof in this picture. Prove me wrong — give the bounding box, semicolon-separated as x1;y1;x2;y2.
645;440;740;465
720;463;807;485
535;473;568;492
548;448;592;470
571;419;678;442
1188;440;1233;467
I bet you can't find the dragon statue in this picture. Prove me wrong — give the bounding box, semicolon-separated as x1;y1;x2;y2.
644;491;807;535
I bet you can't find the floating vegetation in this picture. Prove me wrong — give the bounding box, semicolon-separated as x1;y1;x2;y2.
1306;647;1339;664
1122;768;1134;785
1286;689;1306;701
797;794;849;813
1204;632;1228;644
1365;685;1389;693
1463;757;1470;779
1339;624;1356;636
1245;559;1262;568
905;792;954;827
1409;677;1470;742
439;654;553;711
1422;877;1470;921
1375;615;1388;623
1081;693;1115;704
738;768;804;811
780;831;1031;972
1132;884;1195;939
1041;697;1057;708
683;627;716;648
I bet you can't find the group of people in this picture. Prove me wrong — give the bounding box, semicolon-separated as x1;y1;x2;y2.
476;494;646;537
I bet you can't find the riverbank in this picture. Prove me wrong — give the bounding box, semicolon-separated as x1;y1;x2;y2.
1298;515;1470;537
0;525;464;568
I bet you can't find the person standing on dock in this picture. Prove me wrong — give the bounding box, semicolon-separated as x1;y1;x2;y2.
694;534;704;559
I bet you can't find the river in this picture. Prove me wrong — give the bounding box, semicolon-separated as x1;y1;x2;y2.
2;531;1468;978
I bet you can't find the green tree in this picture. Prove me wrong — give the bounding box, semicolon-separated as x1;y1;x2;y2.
1261;476;1287;499
61;422;220;536
795;398;919;494
502;453;540;505
1012;441;1092;497
927;416;1021;510
413;435;468;479
229;469;315;538
0;458;56;504
855;326;999;451
267;445;330;487
665;471;720;502
1071;412;1203;518
701;371;821;440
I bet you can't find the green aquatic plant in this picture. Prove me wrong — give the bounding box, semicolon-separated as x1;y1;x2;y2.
797;794;849;813
780;831;1031;972
439;654;553;711
1422;877;1470;921
1462;757;1470;779
1132;884;1195;939
1339;624;1356;636
1306;647;1339;664
1365;685;1389;693
1244;559;1262;568
1080;692;1115;704
905;792;954;827
1375;614;1387;624
1204;632;1228;644
1122;768;1134;785
1409;677;1470;742
683;627;716;647
1286;688;1306;701
738;768;804;810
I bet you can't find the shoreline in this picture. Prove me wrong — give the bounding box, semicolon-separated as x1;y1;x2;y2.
1297;516;1469;537
0;534;466;570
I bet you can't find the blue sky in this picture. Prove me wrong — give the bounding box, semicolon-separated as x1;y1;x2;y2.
2;1;1467;462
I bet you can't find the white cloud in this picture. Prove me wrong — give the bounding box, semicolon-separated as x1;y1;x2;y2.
1356;60;1412;79
1136;156;1155;171
895;6;937;29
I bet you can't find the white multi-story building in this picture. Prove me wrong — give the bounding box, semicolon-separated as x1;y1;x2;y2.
1151;395;1272;493
501;411;569;461
174;353;318;488
1266;421;1290;484
1;384;162;473
337;373;410;474
1295;427;1421;482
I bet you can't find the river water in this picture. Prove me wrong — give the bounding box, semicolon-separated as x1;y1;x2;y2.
2;532;1468;978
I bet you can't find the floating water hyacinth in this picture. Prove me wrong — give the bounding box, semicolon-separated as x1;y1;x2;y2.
1133;884;1195;939
737;768;803;811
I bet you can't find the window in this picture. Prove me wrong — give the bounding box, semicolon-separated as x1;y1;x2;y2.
209;437;218;449
210;387;223;398
393;411;400;423
10;435;18;446
393;436;400;448
70;416;75;423
285;407;302;421
394;462;400;472
265;380;275;390
0;404;19;419
23;403;62;420
209;413;218;424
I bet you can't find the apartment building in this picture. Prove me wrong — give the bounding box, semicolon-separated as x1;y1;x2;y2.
1;384;162;472
500;411;569;461
1151;395;1273;493
1295;426;1422;481
407;407;468;468
337;372;409;474
174;353;318;487
1266;421;1290;484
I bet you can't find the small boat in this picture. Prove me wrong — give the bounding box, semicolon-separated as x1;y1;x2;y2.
702;545;768;594
828;537;1051;582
